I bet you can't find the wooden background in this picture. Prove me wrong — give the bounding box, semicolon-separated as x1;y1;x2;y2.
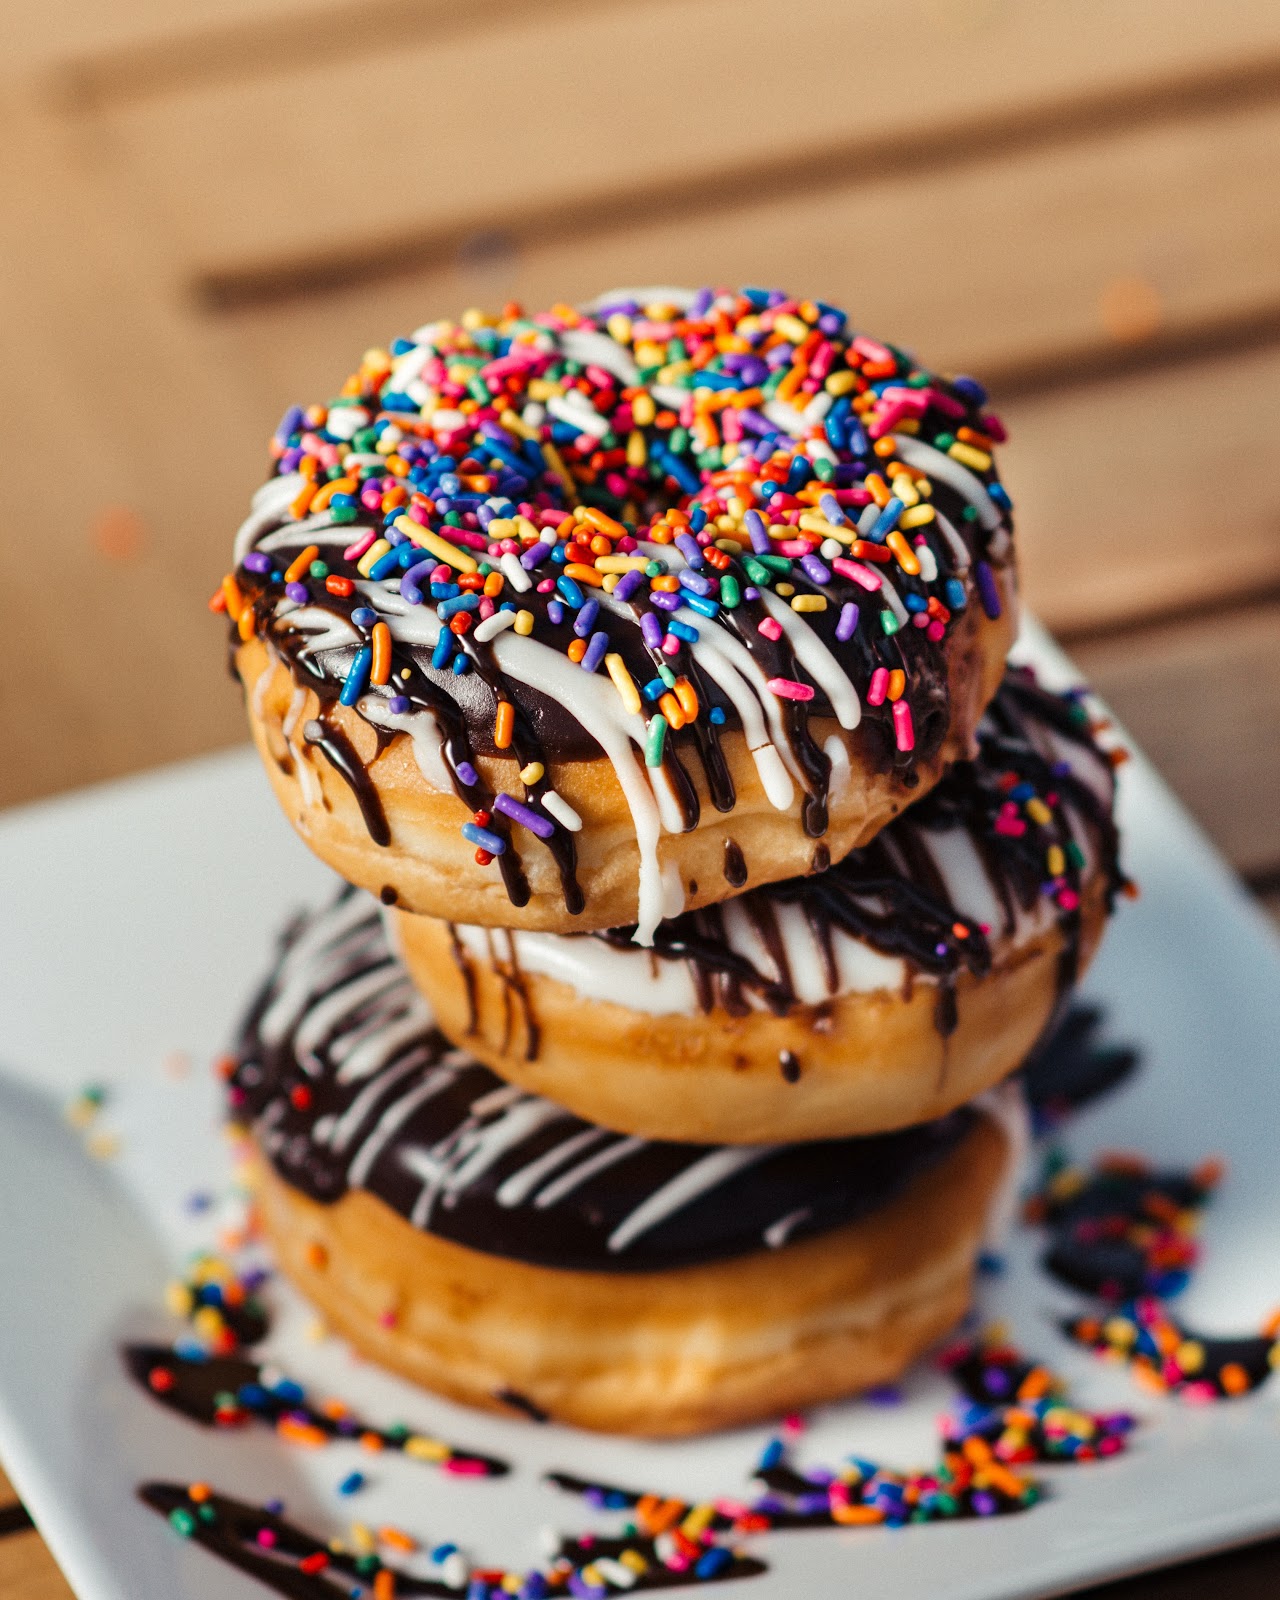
2;0;1279;1592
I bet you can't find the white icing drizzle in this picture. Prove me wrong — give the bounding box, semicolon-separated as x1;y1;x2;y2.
356;694;453;793
758;591;861;730
891;436;1001;531
607;1147;771;1254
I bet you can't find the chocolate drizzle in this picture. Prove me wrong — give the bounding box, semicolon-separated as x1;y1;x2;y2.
593;672;1126;1035
230;893;975;1273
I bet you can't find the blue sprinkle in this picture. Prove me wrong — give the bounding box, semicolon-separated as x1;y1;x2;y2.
904;592;927;614
682;592;720;619
452;654;470;675
461;822;504;854
667;619;699;644
556;574;585;608
389;695;410;714
709;706;726;725
945;577;967;611
431;631;454;670
870;497;905;540
688;504;707;533
437;592;480;620
988;481;1012;511
695;1548;732;1580
952;375;988;406
429;582;460;601
758;1438;784;1471
337;1472;366;1497
339;648;372;707
368;547;403;581
271;1379;305;1403
785;456;811;493
351;607;378;627
641;678;666;702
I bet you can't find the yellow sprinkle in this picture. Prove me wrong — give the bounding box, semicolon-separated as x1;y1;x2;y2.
897;418;920;435
824;370;858;396
349;1524;376;1554
790;595;826;612
498;408;537;440
606;312;633;344
631;392;656;427
1046;844;1066;876
775;582;795;597
619;1550;649;1574
796;512;853;544
305;1318;329;1342
1026;798;1053;826
605;653;642;716
403;1435;448;1462
657;360;694;384
87;1131;120;1160
680;1504;716;1538
899;504;936;529
948;441;993;472
354;538;392;577
513;514;539;542
394;519;477;574
595;555;650;573
164;1282;194;1317
513;609;534;636
540;442;578;502
626;429;647;468
888;475;919;507
602;573;619;592
486;517;515;540
715;514;736;532
774;312;810;343
527;378;562;402
520;761;545;784
715;537;744;555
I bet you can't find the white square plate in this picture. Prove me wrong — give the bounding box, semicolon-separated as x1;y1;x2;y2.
1;625;1278;1600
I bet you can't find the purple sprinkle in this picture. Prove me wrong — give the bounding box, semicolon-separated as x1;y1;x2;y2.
547;599;565;626
520;540;551;570
972;1491;998;1517
455;761;479;787
674;533;704;569
799;554;830;585
573;598;600;638
264;1500;285;1516
744;509;772;554
677;568;713;597
649;590;680;613
243;551;271;574
689;287;714;318
836;602;859;641
285;582;308;603
389;695;410;714
819;492;847;526
743;585;761;601
400;559;435;605
493;791;555;840
976;560;1002;619
581;630;610;674
640;611;663;649
613;568;643;603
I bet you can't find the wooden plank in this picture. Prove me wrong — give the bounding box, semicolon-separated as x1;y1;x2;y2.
218;93;1280;406
0;1532;76;1600
1001;342;1280;636
88;0;1280;288
1072;601;1280;879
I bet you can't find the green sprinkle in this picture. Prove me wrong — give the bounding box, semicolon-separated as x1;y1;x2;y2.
906;371;930;388
742;556;771;586
645;715;668;767
198;1505;217;1523
1066;840;1086;869
880;609;901;636
353;428;378;452
934;432;955;450
330;505;357;524
814;458;836;481
168;1508;197;1538
309;560;329;579
645;560;666;577
477;562;493;576
658;664;677;689
754;554;793;574
719;574;741;609
467;378;491;405
669;427;689;455
443;511;463;527
962;505;979;522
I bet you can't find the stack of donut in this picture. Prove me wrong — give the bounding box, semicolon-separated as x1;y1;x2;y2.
219;286;1127;1435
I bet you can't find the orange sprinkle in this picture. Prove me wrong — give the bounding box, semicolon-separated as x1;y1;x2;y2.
359;1431;385;1452
493;701;515;749
483;571;504;598
887;530;921;575
237;606;256;642
830;1504;884;1526
582;507;627;540
378;1526;417;1553
566;637;588;663
1220;1363;1250;1395
373;1570;396;1600
289;484;317;519
673;677;699;719
221;574;245;621
659;693;686;731
277;1417;328;1449
886;669;906;702
864;473;891;507
649;575;680;592
284;545;320;585
563;563;605;588
370;622;392;685
187;1483;211;1503
208;586;228;614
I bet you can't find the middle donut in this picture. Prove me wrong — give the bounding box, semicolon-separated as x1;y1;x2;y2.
391;669;1127;1143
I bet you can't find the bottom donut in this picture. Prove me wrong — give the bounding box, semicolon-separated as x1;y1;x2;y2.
232;891;1018;1436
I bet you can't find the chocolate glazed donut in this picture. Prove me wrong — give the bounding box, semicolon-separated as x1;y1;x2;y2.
231;891;1017;1434
222;287;1017;940
392;670;1129;1143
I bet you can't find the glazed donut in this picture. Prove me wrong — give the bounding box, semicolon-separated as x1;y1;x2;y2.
221;286;1017;940
391;671;1127;1143
231;890;1019;1436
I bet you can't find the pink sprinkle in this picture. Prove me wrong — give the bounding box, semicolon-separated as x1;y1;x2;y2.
343;529;378;562
1057;888;1081;911
478;598;495;621
777;538;816;557
256;1529;277;1548
994;815;1026;837
431;563;451;583
757;617;784;642
443;1458;488;1477
536;578;556;593
661;633;682;657
867;667;889;706
926;619;946;641
1181;1382;1218;1405
893;699;914;751
767;677;813;702
832;558;881;592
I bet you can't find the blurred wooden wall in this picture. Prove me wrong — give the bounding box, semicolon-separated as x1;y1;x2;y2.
2;0;1278;908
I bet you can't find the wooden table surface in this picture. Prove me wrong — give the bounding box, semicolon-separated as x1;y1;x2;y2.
2;0;1278;1592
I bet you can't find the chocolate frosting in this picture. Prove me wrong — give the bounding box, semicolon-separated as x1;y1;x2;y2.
230;892;976;1273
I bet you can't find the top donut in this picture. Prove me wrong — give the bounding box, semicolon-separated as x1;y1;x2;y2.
223;286;1018;940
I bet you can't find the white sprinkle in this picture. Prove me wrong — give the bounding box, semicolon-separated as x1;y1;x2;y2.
472;609;517;643
540;790;582;832
499;551;532;592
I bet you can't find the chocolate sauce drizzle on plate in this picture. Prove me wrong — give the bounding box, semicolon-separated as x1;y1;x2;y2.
230;893;975;1273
